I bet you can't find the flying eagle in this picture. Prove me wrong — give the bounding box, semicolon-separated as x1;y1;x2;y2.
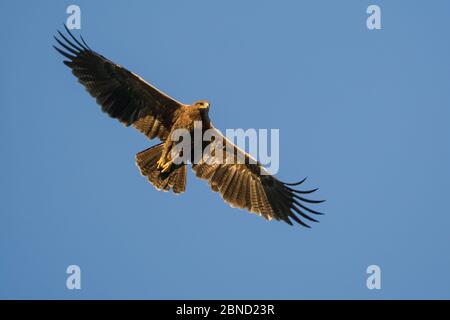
54;26;324;227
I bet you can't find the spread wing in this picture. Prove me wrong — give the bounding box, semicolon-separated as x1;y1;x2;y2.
192;127;324;227
53;26;184;141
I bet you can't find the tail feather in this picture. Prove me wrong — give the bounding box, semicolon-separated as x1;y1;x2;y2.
135;144;187;194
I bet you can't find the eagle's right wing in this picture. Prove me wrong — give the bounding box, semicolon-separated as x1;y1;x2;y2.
54;26;185;142
192;127;324;227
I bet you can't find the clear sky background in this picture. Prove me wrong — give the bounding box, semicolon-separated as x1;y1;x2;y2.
1;1;449;299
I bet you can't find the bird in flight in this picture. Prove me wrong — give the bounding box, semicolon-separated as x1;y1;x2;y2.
54;26;324;227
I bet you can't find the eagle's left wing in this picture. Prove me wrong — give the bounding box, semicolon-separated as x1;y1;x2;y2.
192;127;324;227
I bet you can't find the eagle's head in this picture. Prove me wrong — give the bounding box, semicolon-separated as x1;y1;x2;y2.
194;100;210;111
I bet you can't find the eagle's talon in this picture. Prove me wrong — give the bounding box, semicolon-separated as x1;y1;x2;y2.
156;158;165;170
161;161;172;173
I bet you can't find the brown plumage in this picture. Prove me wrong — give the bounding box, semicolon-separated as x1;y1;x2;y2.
54;26;324;227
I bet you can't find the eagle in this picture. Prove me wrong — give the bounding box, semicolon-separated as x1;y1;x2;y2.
53;26;324;227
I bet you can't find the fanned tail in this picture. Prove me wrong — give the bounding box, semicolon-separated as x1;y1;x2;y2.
135;144;187;194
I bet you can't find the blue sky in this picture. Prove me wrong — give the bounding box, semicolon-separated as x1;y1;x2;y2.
1;0;450;299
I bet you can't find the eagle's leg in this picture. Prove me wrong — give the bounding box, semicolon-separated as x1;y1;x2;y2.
156;142;174;172
161;160;173;173
156;157;165;170
156;156;173;172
